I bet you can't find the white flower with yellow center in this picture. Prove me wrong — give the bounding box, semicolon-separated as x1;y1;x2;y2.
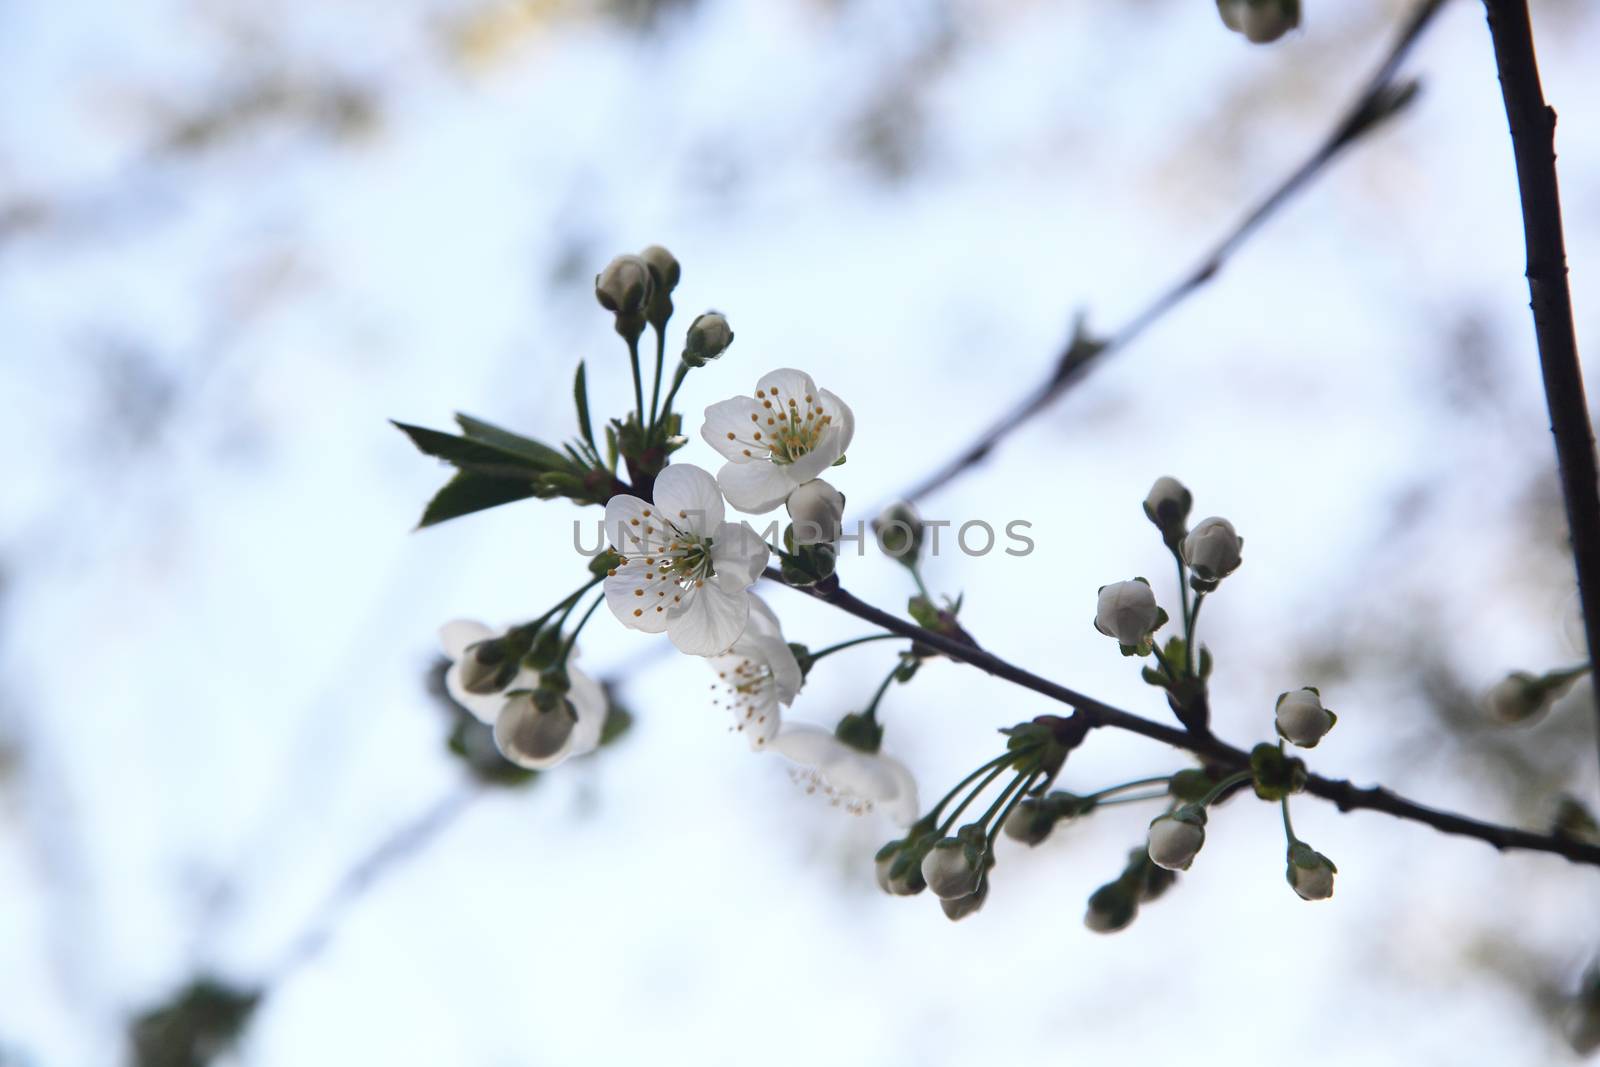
700;368;855;514
439;620;608;769
603;463;770;656
771;724;918;826
709;595;802;749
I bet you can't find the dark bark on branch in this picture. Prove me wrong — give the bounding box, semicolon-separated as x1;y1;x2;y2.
766;569;1600;867
901;0;1449;504
1481;0;1600;784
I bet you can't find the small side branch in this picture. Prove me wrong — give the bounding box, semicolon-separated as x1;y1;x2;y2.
1481;0;1600;788
901;0;1449;504
765;569;1600;867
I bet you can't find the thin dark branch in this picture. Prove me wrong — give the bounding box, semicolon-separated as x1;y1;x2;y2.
901;0;1449;504
1481;0;1600;786
764;569;1600;867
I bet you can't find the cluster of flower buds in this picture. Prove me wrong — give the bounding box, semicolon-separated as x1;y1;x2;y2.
1085;848;1179;933
1216;0;1301;44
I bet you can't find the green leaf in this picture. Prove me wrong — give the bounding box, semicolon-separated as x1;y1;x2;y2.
574;362;595;449
418;471;539;528
453;413;569;468
393;420;557;478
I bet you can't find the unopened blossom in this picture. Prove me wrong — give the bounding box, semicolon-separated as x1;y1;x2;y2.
921;839;982;900
1147;808;1207;871
1285;842;1336;901
700;368;855;513
786;478;845;546
439;621;607;769
940;879;988;921
771;723;918;825
683;311;733;367
1275;687;1337;748
603;463;770;656
708;594;802;749
1142;476;1192;544
1217;0;1300;43
1094;578;1165;654
1084;881;1137;933
1181;517;1244;587
594;254;653;317
1483;670;1559;725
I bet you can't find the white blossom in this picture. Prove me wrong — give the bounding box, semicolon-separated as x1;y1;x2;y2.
708;594;802;749
700;368;855;513
1286;843;1337;901
1181;516;1244;584
603;463;770;656
1275;687;1336;748
1094;578;1164;653
786;478;845;546
439;620;607;769
1147;811;1206;871
771;723;918;826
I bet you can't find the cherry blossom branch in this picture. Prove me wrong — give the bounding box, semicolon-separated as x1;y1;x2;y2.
900;0;1449;504
1480;0;1600;782
764;569;1600;867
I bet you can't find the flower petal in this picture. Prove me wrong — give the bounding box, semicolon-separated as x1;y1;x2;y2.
745;592;783;639
651;463;725;536
785;428;844;483
746;633;802;706
770;723;839;766
604;493;672;555
717;460;797;514
756;368;820;405
440;619;494;661
700;397;769;463
818;389;854;456
604;560;677;633
668;582;750;656
710;521;770;592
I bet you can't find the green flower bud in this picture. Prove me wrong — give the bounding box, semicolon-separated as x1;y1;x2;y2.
1250;742;1308;801
873;501;924;564
1002;797;1058;846
1084;881;1138;933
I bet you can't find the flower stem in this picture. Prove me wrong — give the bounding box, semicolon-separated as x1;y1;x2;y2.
929;753;1015;823
1281;796;1299;846
627;335;645;427
1186;592;1207;675
1174;549;1191;665
938;760;1014;834
1092;790;1171;809
1087;775;1173;802
910;564;933;602
987;770;1042;849
807;633;904;663
973;769;1030;832
660;362;689;420
648;325;666;431
1196;769;1251;809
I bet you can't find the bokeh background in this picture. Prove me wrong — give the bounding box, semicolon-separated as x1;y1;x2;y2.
3;0;1600;1063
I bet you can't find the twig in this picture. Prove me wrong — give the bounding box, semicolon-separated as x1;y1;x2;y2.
901;0;1449;504
1480;0;1600;785
764;569;1600;867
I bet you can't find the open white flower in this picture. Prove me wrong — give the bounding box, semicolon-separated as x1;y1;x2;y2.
771;724;918;826
708;594;802;749
700;368;855;514
603;463;770;656
439;620;607;769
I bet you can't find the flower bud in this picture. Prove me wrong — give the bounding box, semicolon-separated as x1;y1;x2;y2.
1147;807;1207;871
921;838;982;900
1275;687;1337;748
940;878;988;922
1565;968;1600;1056
1483;670;1567;725
1094;578;1166;655
883;841;930;896
493;689;578;769
458;638;519;695
639;244;680;293
873;501;924;564
1143;476;1192;546
787;478;845;546
1084;881;1138;933
1285;841;1336;901
1181;517;1243;589
874;841;901;893
1216;0;1300;44
682;311;733;367
595;254;653;323
1002;797;1057;846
